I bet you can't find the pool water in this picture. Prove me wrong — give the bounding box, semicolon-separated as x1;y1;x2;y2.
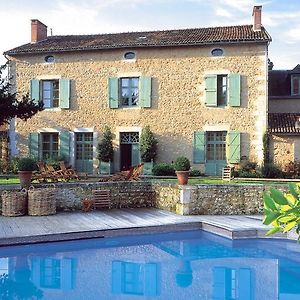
0;230;300;300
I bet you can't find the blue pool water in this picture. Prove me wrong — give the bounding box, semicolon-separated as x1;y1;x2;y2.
0;230;300;300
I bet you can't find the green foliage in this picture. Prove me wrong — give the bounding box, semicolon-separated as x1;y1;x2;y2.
140;125;157;162
0;63;44;126
233;158;262;178
189;169;203;177
173;156;191;171
17;157;37;171
152;163;175;176
261;163;285;178
263;183;300;240
263;132;270;165
284;160;300;178
97;126;114;162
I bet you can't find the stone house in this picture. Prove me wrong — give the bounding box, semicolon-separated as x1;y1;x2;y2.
268;65;300;168
4;6;271;175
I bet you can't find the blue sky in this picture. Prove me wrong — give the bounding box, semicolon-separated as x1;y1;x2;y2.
1;0;299;69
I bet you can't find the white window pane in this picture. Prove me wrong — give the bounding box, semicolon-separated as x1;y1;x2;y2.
43;99;51;108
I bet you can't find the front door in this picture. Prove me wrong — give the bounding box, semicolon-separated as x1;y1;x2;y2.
75;132;93;174
120;132;140;171
205;131;227;176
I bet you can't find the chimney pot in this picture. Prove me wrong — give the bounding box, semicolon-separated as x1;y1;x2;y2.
31;19;47;43
252;5;262;31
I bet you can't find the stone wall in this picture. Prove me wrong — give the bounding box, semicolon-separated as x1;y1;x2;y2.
0;181;290;216
8;42;268;172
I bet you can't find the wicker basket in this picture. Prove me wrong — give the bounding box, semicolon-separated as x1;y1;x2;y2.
1;189;27;217
28;186;56;216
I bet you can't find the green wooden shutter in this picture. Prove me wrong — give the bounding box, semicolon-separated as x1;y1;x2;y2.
139;76;152;108
193;131;205;163
205;75;217;106
108;77;119;108
30;80;40;104
59;79;71;109
29;132;40;159
227;131;241;163
228;73;241;107
131;144;140;166
59;131;70;162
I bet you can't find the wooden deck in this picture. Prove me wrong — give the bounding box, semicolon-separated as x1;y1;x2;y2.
0;208;294;246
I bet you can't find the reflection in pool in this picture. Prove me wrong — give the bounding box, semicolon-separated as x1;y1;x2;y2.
0;230;300;299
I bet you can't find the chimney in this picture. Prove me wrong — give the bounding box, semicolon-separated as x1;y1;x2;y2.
252;5;262;31
31;19;47;43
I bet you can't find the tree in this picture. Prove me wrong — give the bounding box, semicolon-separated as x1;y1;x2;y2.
140;125;157;162
0;62;43;126
97;125;114;162
268;58;274;71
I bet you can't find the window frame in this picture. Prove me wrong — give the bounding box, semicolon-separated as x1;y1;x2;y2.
211;48;224;57
119;77;140;107
41;132;59;160
41;79;60;108
123;51;136;60
217;74;228;106
291;74;300;96
44;55;55;63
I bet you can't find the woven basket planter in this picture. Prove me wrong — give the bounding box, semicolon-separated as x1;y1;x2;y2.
1;189;27;217
28;186;56;216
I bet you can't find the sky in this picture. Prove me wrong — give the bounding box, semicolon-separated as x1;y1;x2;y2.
0;0;299;69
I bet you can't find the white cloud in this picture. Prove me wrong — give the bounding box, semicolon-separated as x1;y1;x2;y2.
215;7;233;18
286;25;300;42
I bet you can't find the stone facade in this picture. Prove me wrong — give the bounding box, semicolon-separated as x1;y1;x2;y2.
7;41;268;175
0;182;288;215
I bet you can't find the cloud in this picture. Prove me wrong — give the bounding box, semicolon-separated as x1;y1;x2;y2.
286;25;300;42
215;7;233;18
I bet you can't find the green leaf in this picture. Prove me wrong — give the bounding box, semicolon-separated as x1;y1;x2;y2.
270;189;289;205
286;193;297;206
263;193;277;211
283;221;297;233
263;212;281;225
266;227;282;236
279;215;296;223
289;182;299;199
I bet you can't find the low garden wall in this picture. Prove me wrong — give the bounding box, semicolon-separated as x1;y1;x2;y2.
0;181;289;215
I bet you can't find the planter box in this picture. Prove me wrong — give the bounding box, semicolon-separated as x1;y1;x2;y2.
99;161;113;175
142;161;153;175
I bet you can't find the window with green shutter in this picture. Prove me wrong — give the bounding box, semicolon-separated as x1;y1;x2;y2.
205;75;217;106
227;131;241;163
193;131;205;163
139;76;152;108
108;77;119;108
30;78;71;109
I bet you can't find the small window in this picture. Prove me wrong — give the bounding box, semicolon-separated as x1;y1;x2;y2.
211;48;224;57
291;74;300;96
45;55;55;63
41;80;59;108
120;77;139;106
124;52;136;60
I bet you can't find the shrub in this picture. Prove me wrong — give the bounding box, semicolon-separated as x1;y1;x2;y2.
233;159;261;178
261;163;285;178
173;156;191;171
284;160;300;178
98;126;113;162
263;183;300;240
189;169;203;177
17;157;37;171
140;125;157;162
152;163;175;176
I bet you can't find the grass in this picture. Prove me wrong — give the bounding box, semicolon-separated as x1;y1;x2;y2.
0;176;20;184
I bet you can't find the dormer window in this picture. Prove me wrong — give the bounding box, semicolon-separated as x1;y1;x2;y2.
291;74;300;96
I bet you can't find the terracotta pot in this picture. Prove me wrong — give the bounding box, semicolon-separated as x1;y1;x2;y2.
18;171;33;189
175;171;190;185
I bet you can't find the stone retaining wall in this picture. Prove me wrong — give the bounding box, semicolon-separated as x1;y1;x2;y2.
0;181;290;215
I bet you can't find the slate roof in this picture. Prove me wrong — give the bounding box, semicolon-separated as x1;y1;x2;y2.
269;65;300;98
4;25;271;55
268;113;300;134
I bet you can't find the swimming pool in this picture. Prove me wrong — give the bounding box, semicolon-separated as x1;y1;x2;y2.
0;230;299;300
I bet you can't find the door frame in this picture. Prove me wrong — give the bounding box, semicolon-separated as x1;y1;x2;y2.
115;126;142;172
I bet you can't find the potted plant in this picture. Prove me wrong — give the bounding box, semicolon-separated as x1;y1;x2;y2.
17;157;37;188
140;125;157;175
174;156;191;185
98;125;114;174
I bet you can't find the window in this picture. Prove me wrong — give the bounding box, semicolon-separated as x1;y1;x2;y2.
45;55;55;63
205;73;241;107
291;75;300;96
124;52;136;60
108;76;152;109
41;132;59;160
211;48;224;56
206;131;227;161
120;77;139;106
75;132;93;160
30;79;71;109
42;80;59;108
40;258;61;289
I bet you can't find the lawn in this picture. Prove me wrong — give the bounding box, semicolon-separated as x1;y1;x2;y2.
0;176;20;184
